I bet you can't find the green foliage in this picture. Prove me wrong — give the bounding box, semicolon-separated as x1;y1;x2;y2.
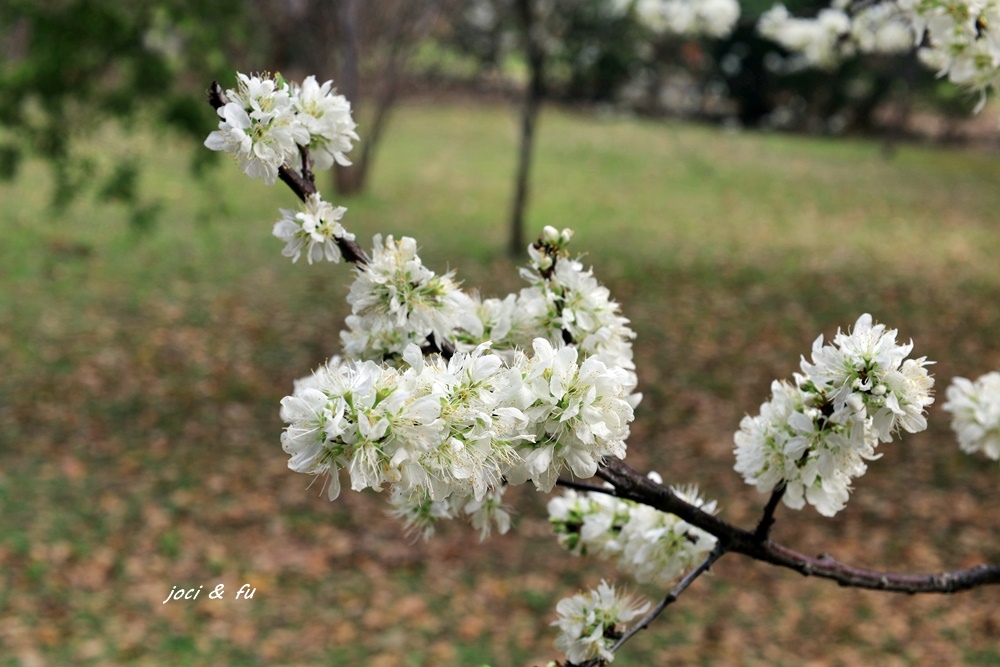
0;0;252;226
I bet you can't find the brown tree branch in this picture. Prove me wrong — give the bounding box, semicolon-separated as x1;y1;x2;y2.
599;459;1000;594
753;482;786;540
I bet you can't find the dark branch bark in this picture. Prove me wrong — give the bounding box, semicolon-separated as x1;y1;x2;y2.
555;477;616;495
278;164;318;200
753;482;786;540
334;0;362;195
599;459;1000;594
208;81;228;109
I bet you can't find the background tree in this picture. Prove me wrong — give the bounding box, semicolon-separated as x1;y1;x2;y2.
449;0;739;256
246;0;449;197
0;0;252;229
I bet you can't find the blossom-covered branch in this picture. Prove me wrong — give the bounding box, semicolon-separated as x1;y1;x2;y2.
205;70;1000;666
206;78;369;264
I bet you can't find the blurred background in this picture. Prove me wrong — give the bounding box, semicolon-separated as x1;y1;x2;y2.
1;1;998;665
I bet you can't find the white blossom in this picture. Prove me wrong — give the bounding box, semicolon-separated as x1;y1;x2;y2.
463;488;513;541
387;486;512;541
206;72;359;185
635;0;741;38
453;292;519;355
272;193;352;264
850;2;916;54
734;314;934;516
204;72;307;185
289;75;360;171
909;0;1000;107
509;231;640;404
387;487;456;541
759;4;854;70
800;313;935;442
552;580;649;665
943;371;1000;461
506;339;634;491
341;234;477;360
757;0;1000;105
549;477;718;585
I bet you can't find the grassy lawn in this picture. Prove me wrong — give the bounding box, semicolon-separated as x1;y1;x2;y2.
1;100;999;666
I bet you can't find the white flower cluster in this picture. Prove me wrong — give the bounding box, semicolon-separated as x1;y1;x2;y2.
734;314;935;516
908;0;1000;107
205;72;358;185
272;193;352;264
944;371;1000;461
851;1;918;53
635;0;741;38
760;2;913;70
339;224;640;399
198;68;644;541
289;76;359;171
388;486;512;541
507;339;634;490
341;234;476;360
280;336;635;514
759;0;1000;103
552;580;649;665
512;227;637;372
548;477;718;585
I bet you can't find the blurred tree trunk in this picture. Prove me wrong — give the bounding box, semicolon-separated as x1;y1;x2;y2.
881;57;919;159
510;0;546;257
252;0;443;198
332;0;443;197
334;0;363;195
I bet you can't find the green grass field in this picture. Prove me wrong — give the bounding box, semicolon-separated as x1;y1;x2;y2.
1;101;999;666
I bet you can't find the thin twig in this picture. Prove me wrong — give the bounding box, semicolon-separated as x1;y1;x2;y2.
611;542;727;655
753;482;786;540
574;543;728;667
298;144;316;186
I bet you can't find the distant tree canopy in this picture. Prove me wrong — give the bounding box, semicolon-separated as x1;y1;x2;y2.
445;0;977;133
2;0;982;235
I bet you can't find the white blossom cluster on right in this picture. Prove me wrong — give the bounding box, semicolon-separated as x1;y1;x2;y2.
944;371;1000;462
759;0;1000;106
734;314;935;516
